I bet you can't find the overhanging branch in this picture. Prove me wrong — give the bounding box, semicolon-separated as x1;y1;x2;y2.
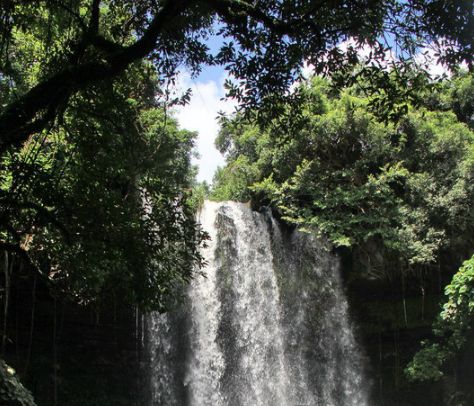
0;0;192;155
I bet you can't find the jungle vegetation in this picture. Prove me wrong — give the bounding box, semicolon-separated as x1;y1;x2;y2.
0;0;472;309
0;0;473;403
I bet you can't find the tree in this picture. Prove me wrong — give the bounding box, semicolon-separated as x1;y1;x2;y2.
1;51;206;310
0;1;472;154
212;74;474;271
0;0;472;309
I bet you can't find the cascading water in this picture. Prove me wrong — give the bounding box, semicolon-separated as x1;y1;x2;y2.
146;201;370;406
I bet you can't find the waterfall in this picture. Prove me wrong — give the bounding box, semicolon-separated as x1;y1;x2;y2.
147;201;370;406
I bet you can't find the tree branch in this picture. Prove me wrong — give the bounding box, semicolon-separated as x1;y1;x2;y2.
0;191;70;243
207;0;324;37
88;0;101;36
0;0;191;155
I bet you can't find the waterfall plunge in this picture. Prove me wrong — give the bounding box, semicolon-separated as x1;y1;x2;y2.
147;201;370;406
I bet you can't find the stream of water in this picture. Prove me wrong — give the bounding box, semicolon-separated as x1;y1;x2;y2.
147;201;370;405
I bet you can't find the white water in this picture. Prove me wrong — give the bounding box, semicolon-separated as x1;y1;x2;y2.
147;201;370;405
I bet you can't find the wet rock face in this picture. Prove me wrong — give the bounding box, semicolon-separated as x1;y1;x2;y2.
0;360;36;406
340;245;474;406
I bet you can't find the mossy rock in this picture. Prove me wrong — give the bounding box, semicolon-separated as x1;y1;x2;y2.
0;359;36;406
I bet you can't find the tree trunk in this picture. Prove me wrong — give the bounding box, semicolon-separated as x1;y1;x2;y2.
2;251;10;355
23;273;37;376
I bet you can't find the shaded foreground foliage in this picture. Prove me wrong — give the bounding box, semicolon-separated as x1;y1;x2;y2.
1;65;206;311
406;254;474;382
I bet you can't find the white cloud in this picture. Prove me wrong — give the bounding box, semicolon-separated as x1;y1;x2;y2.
173;71;237;183
291;39;395;91
413;44;468;78
301;61;316;79
299;38;466;82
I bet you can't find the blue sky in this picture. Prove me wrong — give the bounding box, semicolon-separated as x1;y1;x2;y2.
174;66;236;183
174;33;236;184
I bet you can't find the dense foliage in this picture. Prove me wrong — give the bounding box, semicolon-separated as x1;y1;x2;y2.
0;0;472;307
0;0;472;156
1;81;206;311
0;12;206;310
213;74;474;270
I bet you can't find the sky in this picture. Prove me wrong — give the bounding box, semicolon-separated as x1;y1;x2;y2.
172;34;236;184
174;67;236;184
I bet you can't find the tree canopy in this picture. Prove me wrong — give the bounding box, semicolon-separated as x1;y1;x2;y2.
212;73;474;272
0;0;473;309
0;17;207;309
0;0;472;154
